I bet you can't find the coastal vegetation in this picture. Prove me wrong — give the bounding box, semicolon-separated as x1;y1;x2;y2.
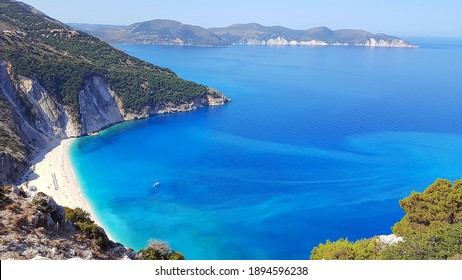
64;207;112;249
138;240;185;260
310;179;462;260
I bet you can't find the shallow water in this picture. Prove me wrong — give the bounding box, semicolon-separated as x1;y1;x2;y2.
71;38;462;259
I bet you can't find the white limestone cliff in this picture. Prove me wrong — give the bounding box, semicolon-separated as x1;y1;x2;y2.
78;76;124;135
237;37;416;48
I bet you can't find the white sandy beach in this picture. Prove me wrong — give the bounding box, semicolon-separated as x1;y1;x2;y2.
21;139;102;227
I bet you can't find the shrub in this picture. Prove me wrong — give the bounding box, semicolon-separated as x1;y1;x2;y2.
63;207;111;249
392;178;462;237
32;198;53;213
383;223;462;260
77;221;111;250
64;207;93;224
138;240;185;260
310;238;382;260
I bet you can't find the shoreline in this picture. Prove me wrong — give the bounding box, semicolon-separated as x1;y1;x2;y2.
20;138;111;239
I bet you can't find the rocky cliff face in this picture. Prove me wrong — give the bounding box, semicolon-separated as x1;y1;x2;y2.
0;153;26;187
78;76;124;135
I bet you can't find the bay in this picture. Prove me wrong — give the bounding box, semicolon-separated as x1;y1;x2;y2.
70;38;462;259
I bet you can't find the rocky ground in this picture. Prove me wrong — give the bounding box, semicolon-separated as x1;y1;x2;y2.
0;186;135;260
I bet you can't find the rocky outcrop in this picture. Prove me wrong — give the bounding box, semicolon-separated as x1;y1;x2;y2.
377;234;404;246
0;153;27;186
0;61;71;152
118;87;230;121
207;88;232;106
149;88;230;115
0;66;28;185
235;36;415;48
358;38;413;48
0;187;136;260
17;76;70;139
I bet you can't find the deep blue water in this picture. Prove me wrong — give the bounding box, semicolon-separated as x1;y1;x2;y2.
70;38;462;259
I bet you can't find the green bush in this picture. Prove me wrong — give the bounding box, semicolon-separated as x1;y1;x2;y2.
77;221;112;249
310;238;381;260
63;206;111;249
64;207;93;224
383;223;462;260
138;240;185;260
392;179;462;237
32;198;53;213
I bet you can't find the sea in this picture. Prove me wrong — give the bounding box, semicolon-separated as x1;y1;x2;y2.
69;38;462;260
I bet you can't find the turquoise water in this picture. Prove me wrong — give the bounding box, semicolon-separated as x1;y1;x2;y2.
70;38;462;259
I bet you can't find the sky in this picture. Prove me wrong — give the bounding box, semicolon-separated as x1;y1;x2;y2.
20;0;462;37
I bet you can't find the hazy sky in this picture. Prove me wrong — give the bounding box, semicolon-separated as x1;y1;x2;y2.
21;0;462;37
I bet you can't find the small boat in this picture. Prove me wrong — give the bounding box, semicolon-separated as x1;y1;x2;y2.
153;182;160;187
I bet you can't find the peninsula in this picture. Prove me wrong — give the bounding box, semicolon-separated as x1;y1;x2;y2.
69;20;417;48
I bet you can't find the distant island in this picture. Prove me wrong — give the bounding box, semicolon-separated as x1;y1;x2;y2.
69;20;417;48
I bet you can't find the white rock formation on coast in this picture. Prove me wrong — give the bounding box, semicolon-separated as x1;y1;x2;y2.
377;234;404;246
237;36;415;47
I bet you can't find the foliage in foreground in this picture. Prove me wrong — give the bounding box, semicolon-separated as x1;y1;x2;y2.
138;240;185;260
64;207;111;249
392;179;462;237
383;223;462;260
310;179;462;260
310;238;382;260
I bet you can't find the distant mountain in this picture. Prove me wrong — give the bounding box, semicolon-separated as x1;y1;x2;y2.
70;20;228;46
71;20;417;48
